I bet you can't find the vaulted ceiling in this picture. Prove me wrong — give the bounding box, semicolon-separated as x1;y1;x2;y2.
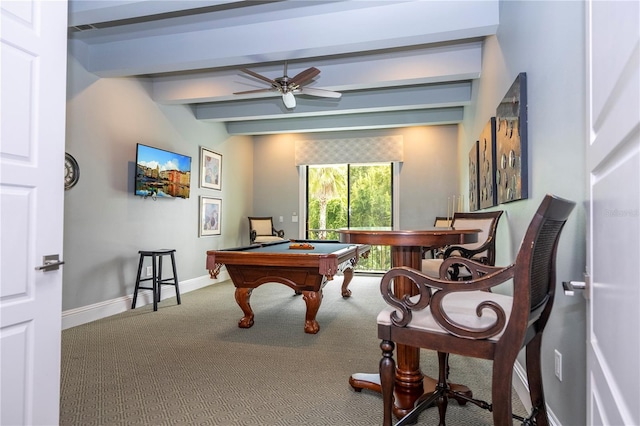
68;1;499;135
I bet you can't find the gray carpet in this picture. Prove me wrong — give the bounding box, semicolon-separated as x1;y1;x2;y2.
60;275;528;425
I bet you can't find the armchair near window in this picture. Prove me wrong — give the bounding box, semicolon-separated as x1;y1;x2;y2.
422;210;503;280
248;216;285;244
378;194;575;426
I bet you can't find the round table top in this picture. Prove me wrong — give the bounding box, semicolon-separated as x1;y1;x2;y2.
337;227;479;248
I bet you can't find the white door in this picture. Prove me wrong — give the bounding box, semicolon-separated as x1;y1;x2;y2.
586;1;640;425
1;1;68;425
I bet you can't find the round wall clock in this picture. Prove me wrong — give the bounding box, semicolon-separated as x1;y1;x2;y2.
65;153;80;190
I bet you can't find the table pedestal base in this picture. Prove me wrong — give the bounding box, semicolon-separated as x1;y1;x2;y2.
336;232;479;423
349;372;472;420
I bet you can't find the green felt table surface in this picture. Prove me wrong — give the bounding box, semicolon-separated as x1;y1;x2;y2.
230;240;352;255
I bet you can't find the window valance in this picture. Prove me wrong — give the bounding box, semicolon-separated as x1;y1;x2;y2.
295;136;403;165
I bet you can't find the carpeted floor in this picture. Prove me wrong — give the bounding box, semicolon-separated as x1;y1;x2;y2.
60;275;528;425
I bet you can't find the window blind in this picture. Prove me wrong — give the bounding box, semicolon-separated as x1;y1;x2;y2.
295;136;403;165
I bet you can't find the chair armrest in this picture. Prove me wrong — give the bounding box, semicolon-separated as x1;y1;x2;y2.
380;261;515;339
439;256;502;279
272;228;285;238
443;235;497;264
250;230;257;243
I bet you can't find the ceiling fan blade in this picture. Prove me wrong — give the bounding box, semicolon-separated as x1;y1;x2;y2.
233;88;277;95
289;67;320;87
239;68;278;86
235;63;337;108
299;87;342;99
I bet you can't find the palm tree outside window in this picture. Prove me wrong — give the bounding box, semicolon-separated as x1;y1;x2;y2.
306;163;392;272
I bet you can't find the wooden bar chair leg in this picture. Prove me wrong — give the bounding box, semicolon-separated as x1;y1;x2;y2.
436;351;449;426
380;340;396;426
526;334;550;426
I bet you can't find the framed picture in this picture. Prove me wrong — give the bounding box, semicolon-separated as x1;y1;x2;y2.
200;147;222;190
199;196;221;237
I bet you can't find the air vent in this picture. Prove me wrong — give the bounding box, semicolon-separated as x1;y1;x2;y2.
71;24;98;32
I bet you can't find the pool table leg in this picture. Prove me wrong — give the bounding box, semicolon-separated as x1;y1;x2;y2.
302;290;322;334
235;287;255;329
341;268;354;298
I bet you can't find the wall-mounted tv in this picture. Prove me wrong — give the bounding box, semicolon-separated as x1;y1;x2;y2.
135;144;192;199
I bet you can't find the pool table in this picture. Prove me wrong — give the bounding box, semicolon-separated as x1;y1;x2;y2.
206;240;370;334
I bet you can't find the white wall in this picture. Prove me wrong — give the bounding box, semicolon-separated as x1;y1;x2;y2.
459;1;587;424
63;55;254;312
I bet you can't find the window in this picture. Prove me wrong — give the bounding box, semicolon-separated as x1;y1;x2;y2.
306;163;393;272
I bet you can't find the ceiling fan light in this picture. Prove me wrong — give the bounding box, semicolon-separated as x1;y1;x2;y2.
282;92;296;109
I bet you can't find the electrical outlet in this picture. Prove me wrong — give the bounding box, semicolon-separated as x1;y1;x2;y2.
554;349;562;381
146;266;153;277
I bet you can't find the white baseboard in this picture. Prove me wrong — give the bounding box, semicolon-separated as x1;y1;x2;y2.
61;271;229;330
513;360;561;426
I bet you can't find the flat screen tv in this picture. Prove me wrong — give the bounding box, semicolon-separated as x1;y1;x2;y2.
135;143;191;199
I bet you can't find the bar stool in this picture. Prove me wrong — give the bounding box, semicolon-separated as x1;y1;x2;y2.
132;249;181;311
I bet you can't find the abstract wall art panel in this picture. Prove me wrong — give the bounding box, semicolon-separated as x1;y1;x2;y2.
496;73;528;204
468;141;480;211
479;117;497;209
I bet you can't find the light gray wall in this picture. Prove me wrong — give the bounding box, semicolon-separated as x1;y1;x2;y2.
459;1;587;424
252;126;460;238
396;126;460;228
63;55;254;311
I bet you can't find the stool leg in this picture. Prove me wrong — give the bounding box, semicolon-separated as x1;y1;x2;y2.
132;254;145;309
171;251;181;305
157;255;163;303
152;254;158;311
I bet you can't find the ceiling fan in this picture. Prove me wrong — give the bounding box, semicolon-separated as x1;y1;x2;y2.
234;62;342;109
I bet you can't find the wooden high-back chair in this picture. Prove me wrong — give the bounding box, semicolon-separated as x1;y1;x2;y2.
422;210;503;279
248;216;285;244
378;194;575;426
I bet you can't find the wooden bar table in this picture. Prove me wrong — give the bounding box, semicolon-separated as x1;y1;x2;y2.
337;227;479;419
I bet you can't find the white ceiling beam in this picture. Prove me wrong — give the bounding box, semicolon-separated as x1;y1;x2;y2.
68;0;240;27
224;108;465;135
69;1;498;77
194;82;472;121
153;42;482;104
